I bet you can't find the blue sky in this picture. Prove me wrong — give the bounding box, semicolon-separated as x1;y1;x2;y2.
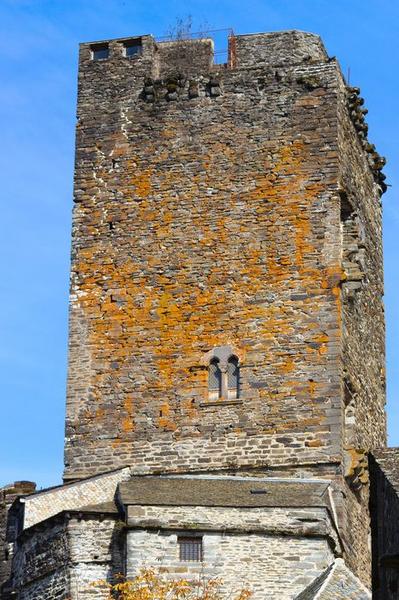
0;0;398;489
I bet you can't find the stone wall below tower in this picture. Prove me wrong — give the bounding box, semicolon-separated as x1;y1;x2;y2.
370;449;399;599
127;528;334;600
0;481;36;595
9;513;123;600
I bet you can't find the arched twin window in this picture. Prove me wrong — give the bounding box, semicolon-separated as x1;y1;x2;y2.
208;354;240;400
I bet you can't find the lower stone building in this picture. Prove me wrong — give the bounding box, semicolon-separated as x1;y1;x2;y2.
2;470;377;599
5;459;399;598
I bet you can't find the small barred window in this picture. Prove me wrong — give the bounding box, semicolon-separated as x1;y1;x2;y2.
208;358;222;399
227;355;239;399
178;536;203;562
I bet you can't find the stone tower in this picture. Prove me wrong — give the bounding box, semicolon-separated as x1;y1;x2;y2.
66;28;385;568
2;30;391;600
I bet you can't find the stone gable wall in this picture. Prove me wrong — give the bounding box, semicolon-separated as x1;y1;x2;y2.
316;558;371;599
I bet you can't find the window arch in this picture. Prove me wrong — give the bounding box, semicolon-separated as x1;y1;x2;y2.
227;355;240;399
204;346;242;402
208;358;222;400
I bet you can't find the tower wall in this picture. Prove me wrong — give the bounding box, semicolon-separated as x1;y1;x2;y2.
65;32;347;481
337;81;386;451
64;31;386;527
335;72;386;584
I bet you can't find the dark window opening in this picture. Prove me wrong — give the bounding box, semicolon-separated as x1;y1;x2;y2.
178;536;203;562
227;355;240;399
340;190;354;222
208;358;222;399
124;39;142;57
92;44;109;61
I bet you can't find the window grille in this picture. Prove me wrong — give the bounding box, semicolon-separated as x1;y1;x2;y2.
208;358;222;398
227;355;239;398
178;536;203;562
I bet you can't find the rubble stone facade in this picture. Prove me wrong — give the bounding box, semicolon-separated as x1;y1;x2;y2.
10;514;123;600
0;482;35;594
66;30;353;479
127;529;333;599
62;27;386;584
65;31;385;483
370;449;399;599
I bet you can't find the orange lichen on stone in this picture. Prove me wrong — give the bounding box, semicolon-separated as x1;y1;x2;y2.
122;397;135;433
158;403;177;431
305;439;323;447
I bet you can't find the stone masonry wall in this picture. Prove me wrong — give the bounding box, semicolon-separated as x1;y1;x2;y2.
11;519;70;599
233;31;328;69
369;451;399;599
65;31;345;481
126;528;334;600
10;515;123;600
126;503;341;550
68;516;124;599
0;481;35;595
333;67;386;585
337;70;385;455
16;569;70;600
63;29;386;590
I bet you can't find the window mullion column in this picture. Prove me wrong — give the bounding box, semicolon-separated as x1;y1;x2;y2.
221;365;228;400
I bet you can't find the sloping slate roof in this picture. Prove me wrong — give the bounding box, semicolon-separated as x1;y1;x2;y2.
372;447;399;495
119;476;330;508
295;559;371;599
